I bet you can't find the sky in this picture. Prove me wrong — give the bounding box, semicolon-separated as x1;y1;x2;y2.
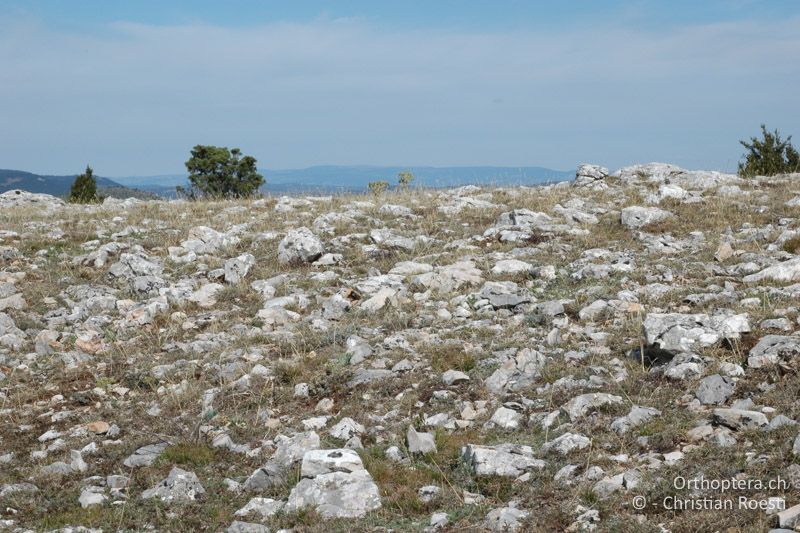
1;0;799;176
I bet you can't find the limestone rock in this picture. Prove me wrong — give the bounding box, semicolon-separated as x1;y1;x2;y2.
542;433;591;455
478;281;532;309
285;449;381;518
79;486;107;508
442;369;470;386
574;164;609;189
491;259;535;276
611;406;661;434
227;521;270;533
188;283;224;308
747;335;800;369
141;467;205;502
407;426;437;454
487;407;523;430
462;444;544;477
743;257;800;284
234;497;285;520
301;449;364;477
123;443;167;468
0;189;65;209
713;408;769;430
696;374;735;405
643;312;750;353
562;393;624;421
278;227;324;265
620;206;672;228
484;505;529;532
485;348;546;395
224;253;256;284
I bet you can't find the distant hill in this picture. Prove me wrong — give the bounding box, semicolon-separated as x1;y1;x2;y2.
2;166;574;199
0;169;158;200
113;165;574;196
267;165;574;189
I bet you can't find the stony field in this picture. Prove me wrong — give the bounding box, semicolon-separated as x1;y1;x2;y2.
3;163;800;532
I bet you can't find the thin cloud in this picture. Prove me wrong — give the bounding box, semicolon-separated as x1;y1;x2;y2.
0;15;798;174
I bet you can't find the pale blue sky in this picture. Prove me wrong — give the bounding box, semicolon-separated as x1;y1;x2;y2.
1;1;798;175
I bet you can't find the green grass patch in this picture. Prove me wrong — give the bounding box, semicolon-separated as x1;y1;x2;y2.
158;442;216;467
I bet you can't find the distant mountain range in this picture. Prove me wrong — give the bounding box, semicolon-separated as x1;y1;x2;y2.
116;165;575;195
0;169;157;199
1;165;575;198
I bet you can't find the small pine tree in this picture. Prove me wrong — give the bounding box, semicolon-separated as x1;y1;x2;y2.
185;145;264;199
397;171;415;191
368;180;390;195
738;125;800;177
69;165;98;203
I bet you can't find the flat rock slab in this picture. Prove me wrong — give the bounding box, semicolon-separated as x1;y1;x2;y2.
462;443;545;477
301;449;364;478
713;408;769;430
747;335;800;369
743;257;800;284
643;312;750;353
478;281;532;309
123;443;168;468
0;189;65;209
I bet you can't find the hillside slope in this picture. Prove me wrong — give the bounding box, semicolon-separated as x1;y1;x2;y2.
0;169;157;199
2;163;800;531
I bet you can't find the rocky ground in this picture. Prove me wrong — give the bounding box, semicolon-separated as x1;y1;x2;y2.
2;164;800;532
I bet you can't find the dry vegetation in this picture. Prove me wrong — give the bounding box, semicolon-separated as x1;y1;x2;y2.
2;168;800;531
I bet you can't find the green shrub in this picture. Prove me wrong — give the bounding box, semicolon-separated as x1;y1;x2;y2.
397;171;415;191
185;145;264;199
68;165;98;203
368;180;390;195
738;125;800;177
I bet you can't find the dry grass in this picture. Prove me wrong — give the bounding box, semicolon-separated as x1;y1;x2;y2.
2;177;800;531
